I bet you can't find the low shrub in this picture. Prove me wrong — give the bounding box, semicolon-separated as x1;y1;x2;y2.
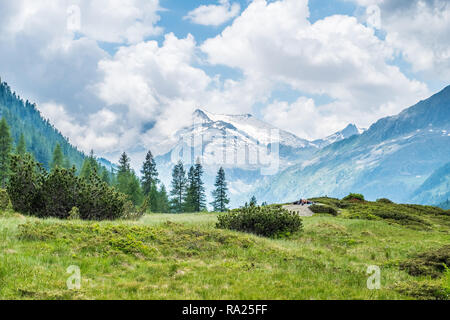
372;211;429;227
68;207;80;220
376;198;394;204
309;204;338;216
0;189;11;211
343;193;365;201
400;245;450;278
216;205;303;238
396;281;449;300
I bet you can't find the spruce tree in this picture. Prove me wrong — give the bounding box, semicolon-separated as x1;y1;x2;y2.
211;167;230;212
51;143;64;169
127;172;144;206
0;118;12;188
115;152;143;206
118;152;131;174
193;161;206;212
148;183;159;212
141;150;159;196
170;161;187;213
184;166;196;212
157;184;170;213
16;133;26;156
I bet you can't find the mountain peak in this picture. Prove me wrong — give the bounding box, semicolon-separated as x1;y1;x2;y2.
193;108;212;122
341;123;365;136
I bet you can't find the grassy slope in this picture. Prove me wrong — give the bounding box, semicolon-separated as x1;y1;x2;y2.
0;206;449;300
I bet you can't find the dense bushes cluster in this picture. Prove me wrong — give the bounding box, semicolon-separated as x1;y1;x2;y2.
400;245;450;278
309;204;338;216
309;195;449;229
343;193;365;201
376;198;394;204
7;154;128;220
216;205;303;238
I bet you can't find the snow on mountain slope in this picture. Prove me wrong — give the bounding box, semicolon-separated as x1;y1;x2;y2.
313;124;366;148
197;109;311;148
255;85;450;205
156;109;320;208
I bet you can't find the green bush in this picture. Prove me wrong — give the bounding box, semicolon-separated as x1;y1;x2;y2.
400;245;450;278
343;193;365;201
216;205;303;238
0;189;11;211
7;154;128;220
376;198;394;204
309;204;338;216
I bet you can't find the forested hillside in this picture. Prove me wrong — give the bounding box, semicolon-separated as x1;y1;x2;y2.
0;79;85;169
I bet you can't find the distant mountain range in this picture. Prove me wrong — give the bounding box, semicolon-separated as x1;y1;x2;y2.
256;85;450;206
155;109;367;207
3;74;449;209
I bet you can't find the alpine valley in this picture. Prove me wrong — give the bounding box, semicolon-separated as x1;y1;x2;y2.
1;76;450;209
155;86;450;208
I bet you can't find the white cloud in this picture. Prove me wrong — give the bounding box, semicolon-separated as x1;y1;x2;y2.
184;0;240;26
78;0;162;44
0;0;445;170
202;0;429;139
94;32;269;156
351;0;450;80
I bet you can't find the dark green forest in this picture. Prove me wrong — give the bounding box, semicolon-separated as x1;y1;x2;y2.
0;79;85;170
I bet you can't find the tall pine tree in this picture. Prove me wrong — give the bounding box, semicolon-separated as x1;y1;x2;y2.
157;184;170;213
191;160;206;212
184;166;197;212
118;152;131;174
211;167;230;212
116;152;143;206
170;161;187;213
0;118;12;187
141;150;159;196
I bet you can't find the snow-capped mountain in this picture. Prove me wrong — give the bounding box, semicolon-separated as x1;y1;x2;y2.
155;109;321;208
312;124;366;148
155;108;369;208
255;85;450;205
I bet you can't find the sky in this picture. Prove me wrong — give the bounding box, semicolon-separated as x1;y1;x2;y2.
0;0;449;168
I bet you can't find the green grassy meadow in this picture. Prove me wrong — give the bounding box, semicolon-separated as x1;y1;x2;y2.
0;200;449;300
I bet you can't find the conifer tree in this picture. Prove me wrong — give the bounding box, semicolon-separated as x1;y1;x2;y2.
118;152;131;174
148;183;159;212
170;161;187;213
114;152;143;206
184;166;197;212
51;143;64;169
193;161;207;212
80;150;98;181
16;133;26;156
157;184;170;213
141;150;159;196
211;167;230;212
184;160;206;212
0;118;12;187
